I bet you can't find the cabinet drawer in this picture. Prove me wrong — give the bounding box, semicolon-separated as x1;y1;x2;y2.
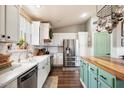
98;68;116;87
89;63;97;74
98;79;111;88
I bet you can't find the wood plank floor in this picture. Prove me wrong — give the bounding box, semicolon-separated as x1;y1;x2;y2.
48;66;83;88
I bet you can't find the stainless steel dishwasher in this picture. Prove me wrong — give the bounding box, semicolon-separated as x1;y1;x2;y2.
18;66;38;88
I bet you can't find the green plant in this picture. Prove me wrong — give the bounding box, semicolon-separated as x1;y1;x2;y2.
17;38;26;46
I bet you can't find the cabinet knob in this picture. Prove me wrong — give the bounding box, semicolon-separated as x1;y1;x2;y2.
1;35;5;38
7;36;11;39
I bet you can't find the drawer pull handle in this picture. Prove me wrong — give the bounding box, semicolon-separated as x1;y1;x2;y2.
90;68;94;71
7;36;11;39
100;75;107;80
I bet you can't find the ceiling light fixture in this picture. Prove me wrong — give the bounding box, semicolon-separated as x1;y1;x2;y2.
80;13;88;18
36;5;41;8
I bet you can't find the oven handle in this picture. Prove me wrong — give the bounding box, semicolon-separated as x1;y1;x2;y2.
19;66;37;82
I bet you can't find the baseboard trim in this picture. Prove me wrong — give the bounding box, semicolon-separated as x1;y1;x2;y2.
80;78;87;88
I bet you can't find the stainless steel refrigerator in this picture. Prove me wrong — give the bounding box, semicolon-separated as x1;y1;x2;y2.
63;39;79;67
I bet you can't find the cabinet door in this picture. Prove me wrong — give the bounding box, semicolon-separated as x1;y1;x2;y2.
40;23;44;45
31;21;40;45
56;53;63;66
80;60;84;82
0;5;6;39
37;61;47;88
4;79;17;88
89;71;97;88
42;23;50;39
98;80;111;88
38;65;46;88
6;6;19;42
94;32;110;57
46;57;50;74
83;62;88;87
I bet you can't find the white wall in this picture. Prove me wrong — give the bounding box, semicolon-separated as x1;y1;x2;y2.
111;21;124;58
85;17;97;56
53;24;86;33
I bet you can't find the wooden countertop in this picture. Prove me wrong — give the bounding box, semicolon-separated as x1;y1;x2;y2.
81;56;124;80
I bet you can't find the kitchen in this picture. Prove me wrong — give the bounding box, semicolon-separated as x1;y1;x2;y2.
0;5;124;88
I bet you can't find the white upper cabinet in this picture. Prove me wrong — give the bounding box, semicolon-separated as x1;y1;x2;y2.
0;6;6;41
0;5;19;42
31;21;40;45
31;22;51;45
40;23;44;45
42;23;51;39
40;23;52;45
6;6;19;42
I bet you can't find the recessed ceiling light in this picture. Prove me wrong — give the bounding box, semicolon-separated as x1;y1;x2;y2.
80;13;88;18
36;5;41;8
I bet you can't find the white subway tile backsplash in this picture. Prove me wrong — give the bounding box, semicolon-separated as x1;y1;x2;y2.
0;43;27;62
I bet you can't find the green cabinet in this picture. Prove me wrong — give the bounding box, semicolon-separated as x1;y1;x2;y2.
89;70;97;88
80;60;84;82
80;60;89;87
98;79;111;88
83;61;88;87
80;58;124;88
98;68;116;88
94;32;111;57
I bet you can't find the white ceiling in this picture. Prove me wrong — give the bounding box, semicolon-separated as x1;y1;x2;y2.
22;5;96;29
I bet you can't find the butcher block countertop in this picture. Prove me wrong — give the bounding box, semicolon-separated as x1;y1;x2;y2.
81;56;124;80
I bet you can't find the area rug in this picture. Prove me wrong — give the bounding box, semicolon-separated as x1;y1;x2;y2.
43;76;58;88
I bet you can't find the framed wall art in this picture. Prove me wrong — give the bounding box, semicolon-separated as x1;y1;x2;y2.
121;38;124;47
121;20;124;37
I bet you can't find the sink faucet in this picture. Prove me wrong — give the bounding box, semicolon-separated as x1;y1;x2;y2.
26;47;33;59
18;53;22;63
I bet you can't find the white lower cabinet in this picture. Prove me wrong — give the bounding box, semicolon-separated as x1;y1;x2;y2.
53;53;63;66
37;64;46;88
4;79;17;88
37;56;50;88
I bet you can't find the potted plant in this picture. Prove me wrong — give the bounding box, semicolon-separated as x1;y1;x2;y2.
17;38;27;49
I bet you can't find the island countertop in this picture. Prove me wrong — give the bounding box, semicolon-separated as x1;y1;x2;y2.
81;56;124;80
